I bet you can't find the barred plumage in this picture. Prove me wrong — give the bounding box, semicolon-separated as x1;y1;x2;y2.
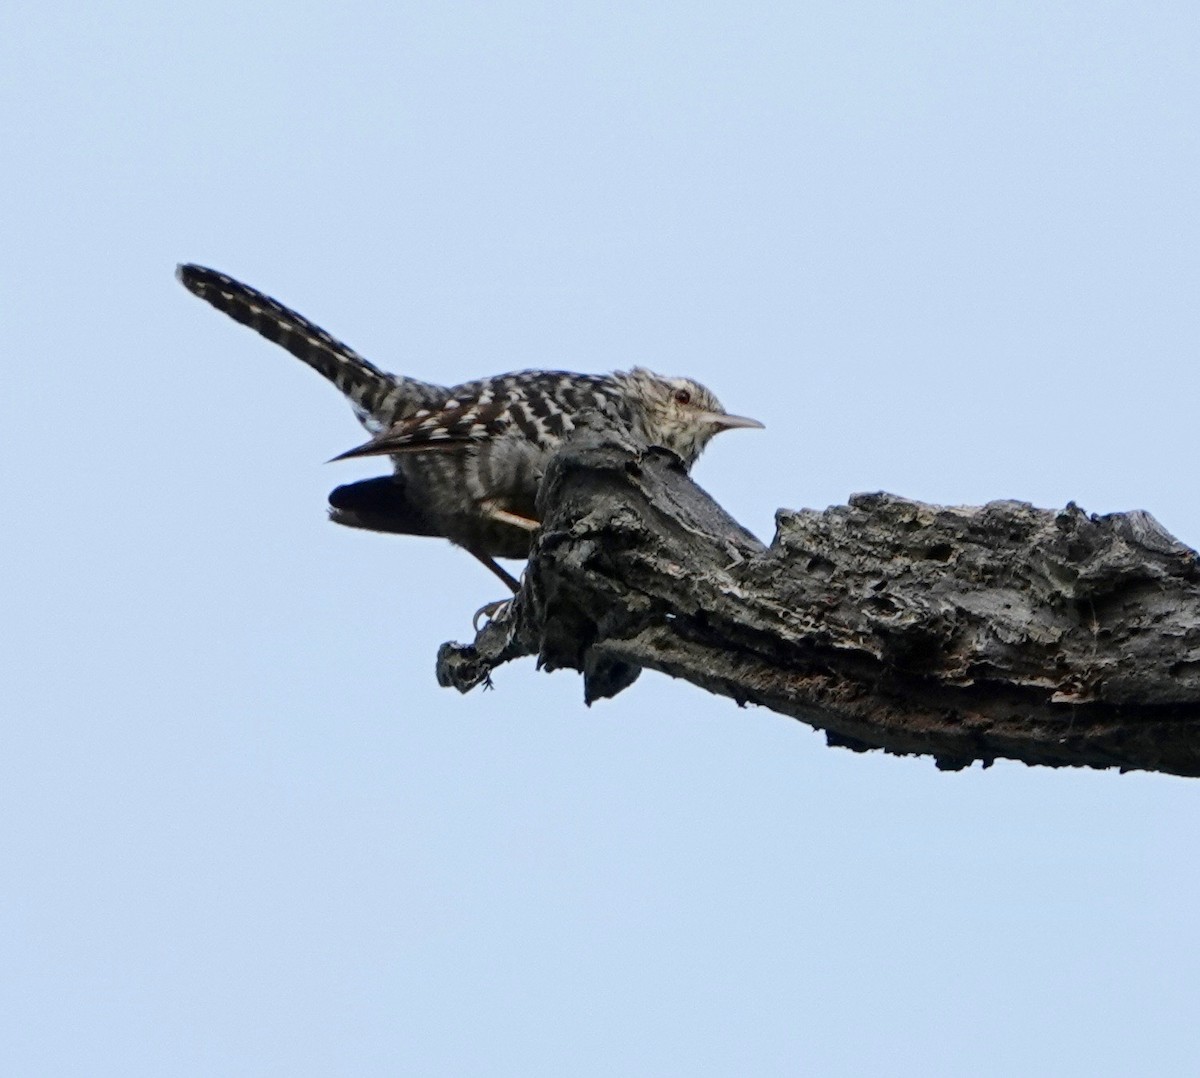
177;263;762;591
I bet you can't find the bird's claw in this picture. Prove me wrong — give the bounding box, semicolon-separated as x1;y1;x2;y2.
473;597;513;632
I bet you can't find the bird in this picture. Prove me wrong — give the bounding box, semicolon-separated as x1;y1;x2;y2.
176;263;763;592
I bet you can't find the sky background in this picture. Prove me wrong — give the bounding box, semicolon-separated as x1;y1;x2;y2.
4;2;1200;1074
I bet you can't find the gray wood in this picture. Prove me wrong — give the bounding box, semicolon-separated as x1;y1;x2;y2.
437;421;1200;777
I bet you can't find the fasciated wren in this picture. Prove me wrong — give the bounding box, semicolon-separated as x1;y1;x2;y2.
177;264;762;590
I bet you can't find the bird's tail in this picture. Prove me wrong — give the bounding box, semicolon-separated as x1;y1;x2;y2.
176;264;445;429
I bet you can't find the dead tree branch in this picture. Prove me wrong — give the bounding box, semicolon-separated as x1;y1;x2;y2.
436;423;1200;777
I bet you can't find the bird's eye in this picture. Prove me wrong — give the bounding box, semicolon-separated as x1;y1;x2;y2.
673;388;692;405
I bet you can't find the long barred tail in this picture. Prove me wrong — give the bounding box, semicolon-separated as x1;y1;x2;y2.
176;264;445;429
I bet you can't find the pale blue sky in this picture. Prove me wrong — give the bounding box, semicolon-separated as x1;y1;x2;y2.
4;3;1200;1075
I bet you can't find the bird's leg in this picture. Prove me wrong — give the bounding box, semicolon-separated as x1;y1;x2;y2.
482;504;541;532
468;548;521;631
467;506;538;628
468;550;521;593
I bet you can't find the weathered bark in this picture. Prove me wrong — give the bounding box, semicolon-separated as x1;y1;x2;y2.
436;424;1200;777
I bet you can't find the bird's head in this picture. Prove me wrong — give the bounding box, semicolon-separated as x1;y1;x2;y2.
617;367;763;468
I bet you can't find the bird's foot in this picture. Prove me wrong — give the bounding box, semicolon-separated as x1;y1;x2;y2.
473;597;514;632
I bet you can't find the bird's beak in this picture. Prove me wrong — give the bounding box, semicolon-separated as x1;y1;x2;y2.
698;411;765;432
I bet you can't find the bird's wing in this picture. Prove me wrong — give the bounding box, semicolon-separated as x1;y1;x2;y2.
330;399;512;460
